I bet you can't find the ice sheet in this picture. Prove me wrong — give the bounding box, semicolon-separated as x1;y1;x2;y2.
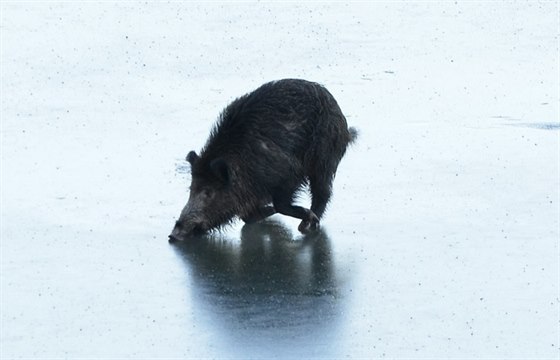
2;2;558;358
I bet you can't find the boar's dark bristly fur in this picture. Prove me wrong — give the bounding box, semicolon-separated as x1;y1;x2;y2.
169;79;357;241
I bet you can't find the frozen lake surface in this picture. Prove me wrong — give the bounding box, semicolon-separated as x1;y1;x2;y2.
2;2;559;358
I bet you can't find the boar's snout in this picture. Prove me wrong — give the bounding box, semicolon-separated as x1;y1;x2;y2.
169;221;186;243
168;218;206;242
169;191;212;242
168;222;182;240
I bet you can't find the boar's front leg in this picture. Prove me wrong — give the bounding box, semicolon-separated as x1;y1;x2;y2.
242;205;276;224
273;198;319;233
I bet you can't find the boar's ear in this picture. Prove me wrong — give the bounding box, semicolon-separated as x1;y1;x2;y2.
210;158;229;185
186;151;199;165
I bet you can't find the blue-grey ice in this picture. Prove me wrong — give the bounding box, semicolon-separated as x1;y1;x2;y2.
1;2;558;358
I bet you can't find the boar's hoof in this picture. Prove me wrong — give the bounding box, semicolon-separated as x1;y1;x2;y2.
298;212;320;233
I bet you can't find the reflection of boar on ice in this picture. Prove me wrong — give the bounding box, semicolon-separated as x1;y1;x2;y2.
169;79;357;242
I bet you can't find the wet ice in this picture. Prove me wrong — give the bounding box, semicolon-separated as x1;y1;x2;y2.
1;2;558;358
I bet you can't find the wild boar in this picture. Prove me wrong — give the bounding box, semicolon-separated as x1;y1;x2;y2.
169;79;357;242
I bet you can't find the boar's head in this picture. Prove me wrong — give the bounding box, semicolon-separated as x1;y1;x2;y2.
169;150;236;242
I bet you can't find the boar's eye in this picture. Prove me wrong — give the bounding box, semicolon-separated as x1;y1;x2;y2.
201;188;213;198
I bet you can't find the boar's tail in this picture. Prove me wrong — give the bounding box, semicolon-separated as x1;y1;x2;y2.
348;126;359;145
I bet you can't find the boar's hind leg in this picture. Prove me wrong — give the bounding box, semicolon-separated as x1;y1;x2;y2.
309;175;333;220
242;205;276;224
273;197;319;233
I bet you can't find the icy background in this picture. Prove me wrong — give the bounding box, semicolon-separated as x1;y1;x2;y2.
1;2;558;358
